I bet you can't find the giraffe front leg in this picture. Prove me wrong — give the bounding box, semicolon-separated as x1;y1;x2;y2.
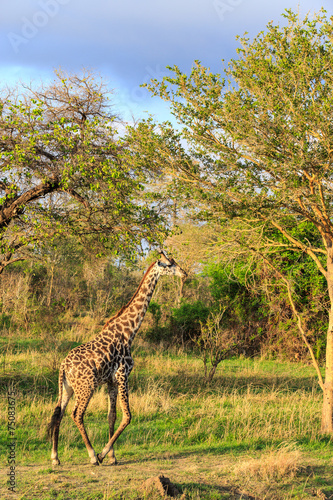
106;380;118;465
98;370;131;464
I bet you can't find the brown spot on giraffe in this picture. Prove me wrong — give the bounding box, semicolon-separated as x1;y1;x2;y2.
47;251;187;466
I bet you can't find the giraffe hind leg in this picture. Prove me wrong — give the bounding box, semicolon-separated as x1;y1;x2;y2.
50;383;73;466
98;372;131;464
71;388;98;465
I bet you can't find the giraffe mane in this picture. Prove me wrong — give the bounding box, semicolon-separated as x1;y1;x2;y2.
103;261;157;328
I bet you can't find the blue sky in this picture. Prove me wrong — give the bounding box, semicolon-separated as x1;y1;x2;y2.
2;0;332;122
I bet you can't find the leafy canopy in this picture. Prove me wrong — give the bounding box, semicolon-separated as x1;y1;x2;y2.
0;70;168;271
144;8;333;266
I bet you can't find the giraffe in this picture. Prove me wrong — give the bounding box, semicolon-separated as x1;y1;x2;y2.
47;251;187;466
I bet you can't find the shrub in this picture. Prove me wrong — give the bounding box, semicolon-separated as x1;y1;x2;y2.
170;301;210;346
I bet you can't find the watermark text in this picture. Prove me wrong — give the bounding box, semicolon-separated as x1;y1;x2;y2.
7;388;16;493
8;0;71;54
213;0;245;22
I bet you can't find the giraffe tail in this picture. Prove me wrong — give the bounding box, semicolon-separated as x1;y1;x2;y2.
47;406;61;440
47;364;65;440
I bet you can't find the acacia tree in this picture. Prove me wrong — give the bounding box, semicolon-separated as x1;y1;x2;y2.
141;9;333;432
0;70;167;273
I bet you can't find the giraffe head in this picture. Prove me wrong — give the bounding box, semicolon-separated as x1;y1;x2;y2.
157;251;187;279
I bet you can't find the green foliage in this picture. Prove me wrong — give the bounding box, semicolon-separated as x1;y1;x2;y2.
207;261;262;316
205;260;266;336
144;301;170;343
144;301;211;346
170;301;210;344
145;9;333;218
0;312;11;329
141;10;333;425
143;7;333;270
142;325;171;344
148;301;162;328
0;70;169;274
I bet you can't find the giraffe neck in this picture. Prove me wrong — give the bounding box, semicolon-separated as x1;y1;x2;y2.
108;261;160;347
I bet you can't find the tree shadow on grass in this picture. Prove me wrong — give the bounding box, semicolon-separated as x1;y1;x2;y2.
299;465;333;498
0;339;82;397
131;369;322;397
0;337;80;354
0;371;59;397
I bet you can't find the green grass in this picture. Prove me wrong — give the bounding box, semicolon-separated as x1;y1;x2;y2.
1;337;333;499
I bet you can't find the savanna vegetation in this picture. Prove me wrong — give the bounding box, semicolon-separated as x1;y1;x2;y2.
2;7;333;499
1;340;333;499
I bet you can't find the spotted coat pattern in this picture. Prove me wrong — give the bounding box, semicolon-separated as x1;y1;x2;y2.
48;252;187;466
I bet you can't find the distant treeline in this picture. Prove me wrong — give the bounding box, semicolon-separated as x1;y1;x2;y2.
0;230;327;364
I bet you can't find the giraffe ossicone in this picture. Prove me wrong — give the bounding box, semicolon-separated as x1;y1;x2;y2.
47;251;187;466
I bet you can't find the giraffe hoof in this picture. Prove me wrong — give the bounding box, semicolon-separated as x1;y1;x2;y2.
52;459;60;466
97;454;103;464
109;458;118;466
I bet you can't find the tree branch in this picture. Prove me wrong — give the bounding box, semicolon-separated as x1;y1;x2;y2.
62;188;90;209
245;244;325;391
270;220;327;277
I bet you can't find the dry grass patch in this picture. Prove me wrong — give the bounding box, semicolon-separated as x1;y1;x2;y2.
87;377;176;417
130;377;176;416
235;443;303;482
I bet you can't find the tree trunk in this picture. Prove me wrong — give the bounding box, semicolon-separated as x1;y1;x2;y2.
47;264;55;307
322;312;333;433
177;277;185;306
321;246;333;433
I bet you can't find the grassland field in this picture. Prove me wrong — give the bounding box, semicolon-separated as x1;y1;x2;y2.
1;335;333;499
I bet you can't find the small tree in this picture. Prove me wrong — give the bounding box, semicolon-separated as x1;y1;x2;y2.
143;9;333;432
196;308;233;382
0;70;167;273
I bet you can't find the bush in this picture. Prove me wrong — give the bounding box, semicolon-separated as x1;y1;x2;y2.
0;313;12;329
170;301;210;346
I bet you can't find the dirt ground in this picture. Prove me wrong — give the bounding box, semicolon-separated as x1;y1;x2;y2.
1;454;256;500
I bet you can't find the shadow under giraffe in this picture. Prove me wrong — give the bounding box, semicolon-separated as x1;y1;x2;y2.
47;251;187;466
